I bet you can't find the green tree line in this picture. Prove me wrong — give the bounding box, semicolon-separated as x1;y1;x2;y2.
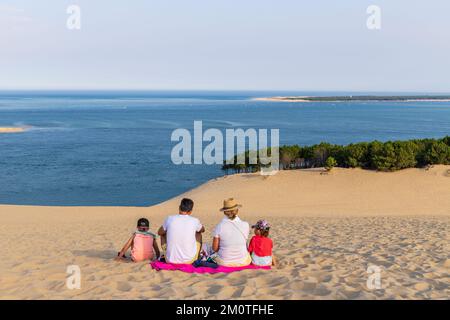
222;136;450;173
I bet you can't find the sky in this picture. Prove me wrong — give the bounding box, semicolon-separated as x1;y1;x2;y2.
1;0;450;92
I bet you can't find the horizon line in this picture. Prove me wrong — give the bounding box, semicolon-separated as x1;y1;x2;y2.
1;89;450;94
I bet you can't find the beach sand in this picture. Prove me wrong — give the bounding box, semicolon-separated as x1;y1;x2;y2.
0;127;26;133
0;166;449;299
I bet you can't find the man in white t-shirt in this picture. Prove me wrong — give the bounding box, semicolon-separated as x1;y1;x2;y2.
158;198;205;264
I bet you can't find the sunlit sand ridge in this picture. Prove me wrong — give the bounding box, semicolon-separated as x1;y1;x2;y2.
0;166;449;299
0;127;26;133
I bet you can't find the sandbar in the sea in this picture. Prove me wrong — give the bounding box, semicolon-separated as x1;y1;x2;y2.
253;96;310;102
0;127;26;133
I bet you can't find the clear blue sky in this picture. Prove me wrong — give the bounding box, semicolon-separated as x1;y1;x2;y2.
1;0;449;92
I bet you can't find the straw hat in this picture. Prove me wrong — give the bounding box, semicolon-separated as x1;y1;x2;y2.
219;198;242;211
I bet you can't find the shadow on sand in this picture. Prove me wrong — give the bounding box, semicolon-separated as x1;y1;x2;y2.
72;249;117;261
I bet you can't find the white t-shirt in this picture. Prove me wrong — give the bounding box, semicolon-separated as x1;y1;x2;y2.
213;217;250;265
163;214;203;264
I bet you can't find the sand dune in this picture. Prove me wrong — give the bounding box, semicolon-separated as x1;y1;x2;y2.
0;166;449;299
156;165;450;217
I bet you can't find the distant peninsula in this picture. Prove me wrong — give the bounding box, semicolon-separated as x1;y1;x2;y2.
254;95;450;102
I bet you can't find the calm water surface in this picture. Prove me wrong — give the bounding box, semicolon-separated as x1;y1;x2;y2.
1;91;449;206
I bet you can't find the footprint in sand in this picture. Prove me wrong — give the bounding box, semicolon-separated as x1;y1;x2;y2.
433;281;449;291
127;275;137;282
228;278;247;286
158;287;177;298
86;275;96;281
339;287;361;299
266;276;289;287
320;265;334;272
290;269;301;278
215;287;235;299
313;285;332;296
232;286;254;298
287;280;303;291
116;281;132;292
300;277;318;292
317;273;333;283
207;285;223;295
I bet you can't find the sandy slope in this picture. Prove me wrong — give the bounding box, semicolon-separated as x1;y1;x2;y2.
0;166;449;299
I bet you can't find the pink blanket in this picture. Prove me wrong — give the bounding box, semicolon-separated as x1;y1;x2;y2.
150;260;271;274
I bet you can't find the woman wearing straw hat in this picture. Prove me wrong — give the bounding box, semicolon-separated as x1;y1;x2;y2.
211;198;252;267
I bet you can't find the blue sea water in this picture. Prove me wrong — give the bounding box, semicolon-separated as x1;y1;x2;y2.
0;91;449;206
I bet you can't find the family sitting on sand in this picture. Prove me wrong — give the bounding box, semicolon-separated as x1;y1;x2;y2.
116;198;276;267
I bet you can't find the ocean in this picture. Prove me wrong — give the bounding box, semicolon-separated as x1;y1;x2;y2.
1;91;449;206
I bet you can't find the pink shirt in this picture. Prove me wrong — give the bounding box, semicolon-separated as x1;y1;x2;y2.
131;231;155;262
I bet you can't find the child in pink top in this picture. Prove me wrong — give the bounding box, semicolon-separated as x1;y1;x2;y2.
116;218;160;262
